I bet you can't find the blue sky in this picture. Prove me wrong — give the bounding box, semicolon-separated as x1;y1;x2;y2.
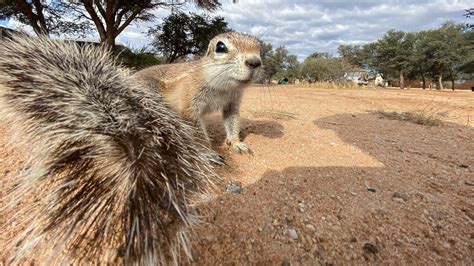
1;0;471;60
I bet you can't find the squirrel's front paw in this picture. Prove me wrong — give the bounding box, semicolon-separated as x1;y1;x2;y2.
230;141;253;154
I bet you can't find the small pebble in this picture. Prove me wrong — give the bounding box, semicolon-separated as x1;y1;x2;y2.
367;187;376;193
281;260;291;266
392;197;405;203
375;208;389;216
363;243;379;254
191;250;200;262
262;224;274;234
287;229;298;240
225;181;242;194
392;192;409;202
305;224;316;232
205;235;216;242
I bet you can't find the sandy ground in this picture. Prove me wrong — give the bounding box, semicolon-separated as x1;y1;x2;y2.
1;85;473;264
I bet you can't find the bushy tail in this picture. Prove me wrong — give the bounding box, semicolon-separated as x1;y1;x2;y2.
0;35;219;264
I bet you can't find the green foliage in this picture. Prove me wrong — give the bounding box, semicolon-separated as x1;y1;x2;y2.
300;57;351;82
345;21;472;90
117;47;166;70
1;0;222;46
465;8;474;29
372;30;415;84
260;44;300;81
308;52;331;59
0;0;92;36
148;12;229;63
337;44;364;66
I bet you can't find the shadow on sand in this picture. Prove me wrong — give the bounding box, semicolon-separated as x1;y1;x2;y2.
195;112;473;264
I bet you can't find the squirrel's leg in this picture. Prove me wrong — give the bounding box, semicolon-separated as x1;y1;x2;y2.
223;104;252;154
197;118;211;145
196;117;225;164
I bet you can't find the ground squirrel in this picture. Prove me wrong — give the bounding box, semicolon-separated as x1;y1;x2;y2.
134;32;262;154
0;34;228;264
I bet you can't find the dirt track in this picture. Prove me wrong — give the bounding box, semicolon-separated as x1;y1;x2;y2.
1;86;473;264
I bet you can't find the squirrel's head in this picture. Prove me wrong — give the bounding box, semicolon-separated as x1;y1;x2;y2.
204;32;262;89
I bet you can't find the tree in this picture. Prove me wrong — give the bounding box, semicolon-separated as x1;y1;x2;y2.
265;46;300;81
372;30;415;89
458;30;474;79
300;56;351;82
0;0;92;36
308;52;331;59
1;0;222;47
148;11;229;63
422;22;466;90
73;0;221;48
338;44;364;67
260;42;278;79
411;31;432;89
465;8;473;29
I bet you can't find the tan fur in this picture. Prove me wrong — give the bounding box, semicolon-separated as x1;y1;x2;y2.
134;32;262;153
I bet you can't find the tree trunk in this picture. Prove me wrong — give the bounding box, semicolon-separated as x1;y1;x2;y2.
32;0;49;35
105;31;115;48
451;79;455;91
421;73;426;90
104;1;116;49
436;73;443;90
399;69;405;90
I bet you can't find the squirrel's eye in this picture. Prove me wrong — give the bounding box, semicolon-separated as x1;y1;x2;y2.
215;41;228;53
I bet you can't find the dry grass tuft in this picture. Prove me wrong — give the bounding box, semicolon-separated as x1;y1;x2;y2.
374;110;441;126
251;109;297;120
302;81;360;90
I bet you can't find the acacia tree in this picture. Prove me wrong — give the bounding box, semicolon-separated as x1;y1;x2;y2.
300;56;351;82
337;44;364;67
72;0;221;47
0;0;92;36
148;11;229;63
1;0;222;47
260;42;278;79
372;30;415;89
465;8;473;29
264;46;300;81
422;22;466;90
411;31;432;90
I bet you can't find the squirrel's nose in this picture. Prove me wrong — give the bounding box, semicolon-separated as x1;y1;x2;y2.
245;56;262;69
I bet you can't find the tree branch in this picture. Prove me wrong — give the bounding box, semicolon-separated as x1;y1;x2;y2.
81;0;107;41
32;0;49;35
115;10;140;36
93;0;107;18
18;1;43;36
114;7;130;30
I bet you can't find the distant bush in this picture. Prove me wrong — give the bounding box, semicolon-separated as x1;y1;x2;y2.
116;47;166;70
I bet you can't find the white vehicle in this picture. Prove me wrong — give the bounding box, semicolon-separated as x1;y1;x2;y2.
344;69;385;87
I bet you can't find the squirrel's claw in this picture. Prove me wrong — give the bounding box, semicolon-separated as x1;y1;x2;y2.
231;141;253;154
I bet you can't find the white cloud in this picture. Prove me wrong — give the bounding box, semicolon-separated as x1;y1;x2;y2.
2;0;471;60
